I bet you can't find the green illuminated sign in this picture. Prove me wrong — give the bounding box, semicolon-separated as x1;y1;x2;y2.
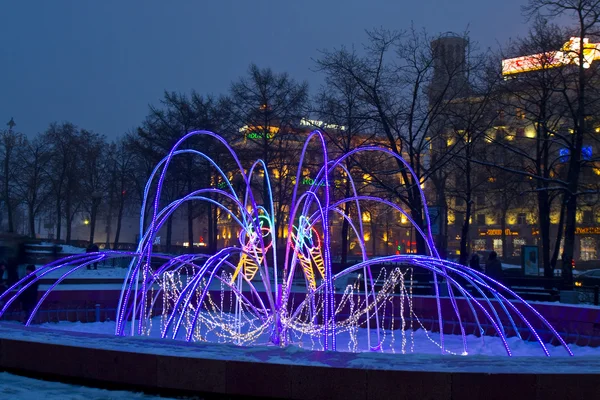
302;177;328;186
246;132;274;140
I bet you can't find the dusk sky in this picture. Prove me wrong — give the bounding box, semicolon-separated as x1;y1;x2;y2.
0;1;562;139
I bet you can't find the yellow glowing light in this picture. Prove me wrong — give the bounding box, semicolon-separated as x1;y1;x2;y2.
363;232;370;242
502;37;600;76
575;281;582;287
400;215;408;224
362;212;371;222
83;219;90;225
448;210;455;224
524;126;536;138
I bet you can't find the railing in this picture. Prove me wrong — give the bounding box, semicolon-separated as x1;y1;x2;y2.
575;285;600;305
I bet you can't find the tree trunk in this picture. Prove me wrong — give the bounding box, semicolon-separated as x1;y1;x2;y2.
187;201;194;252
562;41;588;287
459;203;471;266
113;196;125;249
28;204;36;238
89;202;98;244
187;157;194;252
409;186;426;255
551;200;566;271
65;194;72;244
207;202;215;254
340;201;350;268
436;183;448;259
562;192;577;285
55;197;62;241
538;190;552;277
340;181;351;268
212;202;218;254
166;216;173;254
4;149;13;233
459;179;472;264
500;210;507;260
370;218;376;257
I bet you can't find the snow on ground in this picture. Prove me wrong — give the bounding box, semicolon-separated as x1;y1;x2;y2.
1;321;600;373
35;318;584;358
0;372;179;400
41;266;131;280
31;242;87;254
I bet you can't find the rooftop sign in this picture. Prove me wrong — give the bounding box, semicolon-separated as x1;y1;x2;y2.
502;37;600;76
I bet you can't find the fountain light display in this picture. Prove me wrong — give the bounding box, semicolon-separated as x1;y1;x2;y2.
0;130;573;356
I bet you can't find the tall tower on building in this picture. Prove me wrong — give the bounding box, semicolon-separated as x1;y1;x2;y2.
429;34;469;102
427;34;470;259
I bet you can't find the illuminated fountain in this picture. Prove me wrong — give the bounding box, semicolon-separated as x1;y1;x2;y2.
0;130;573;356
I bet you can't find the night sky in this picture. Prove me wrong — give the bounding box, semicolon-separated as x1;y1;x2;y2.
1;1;547;138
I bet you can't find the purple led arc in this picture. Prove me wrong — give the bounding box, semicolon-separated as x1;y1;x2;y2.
0;129;574;357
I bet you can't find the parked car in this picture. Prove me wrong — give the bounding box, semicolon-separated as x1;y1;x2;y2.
574;269;600;287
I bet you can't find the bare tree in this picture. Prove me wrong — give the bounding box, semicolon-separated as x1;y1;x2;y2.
135;91;231;253
491;18;571;276
315;69;376;266
15;134;52;238
317;28;477;255
106;138;136;249
227;64;309;241
0;122;24;233
42;122;82;242
524;0;600;284
79;130;107;244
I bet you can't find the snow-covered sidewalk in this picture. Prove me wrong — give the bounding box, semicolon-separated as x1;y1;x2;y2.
0;372;178;400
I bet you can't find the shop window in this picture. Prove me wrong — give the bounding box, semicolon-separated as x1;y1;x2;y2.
580;237;597;261
517;213;527;225
493;239;503;257
472;239;486;252
513;238;526;257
